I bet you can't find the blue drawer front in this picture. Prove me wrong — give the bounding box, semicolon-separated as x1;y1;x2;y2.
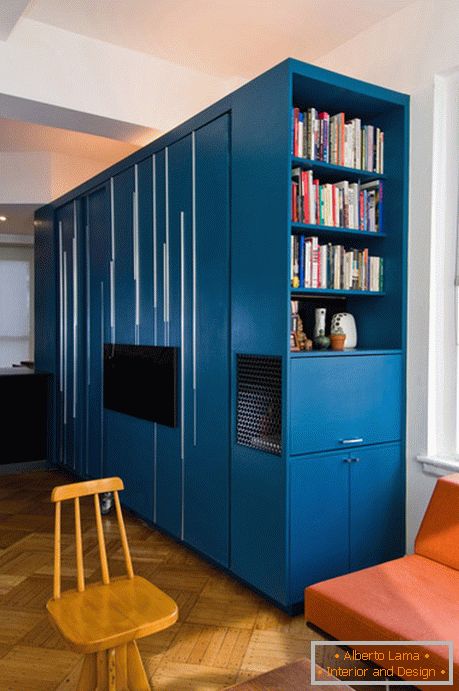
290;355;402;454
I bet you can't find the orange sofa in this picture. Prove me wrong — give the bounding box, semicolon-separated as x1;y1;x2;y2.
305;473;459;689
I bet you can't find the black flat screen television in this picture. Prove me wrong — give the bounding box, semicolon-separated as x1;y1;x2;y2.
104;344;178;427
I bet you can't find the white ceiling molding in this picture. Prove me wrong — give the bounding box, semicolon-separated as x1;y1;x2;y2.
0;233;34;245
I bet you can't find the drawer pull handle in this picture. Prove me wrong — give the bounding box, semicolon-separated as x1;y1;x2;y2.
340;438;363;444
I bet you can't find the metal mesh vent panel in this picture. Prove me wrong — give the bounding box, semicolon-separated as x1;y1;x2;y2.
236;354;282;456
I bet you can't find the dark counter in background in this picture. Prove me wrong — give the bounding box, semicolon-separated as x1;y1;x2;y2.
0;368;50;465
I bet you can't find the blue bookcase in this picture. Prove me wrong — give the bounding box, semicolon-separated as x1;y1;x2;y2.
35;59;409;611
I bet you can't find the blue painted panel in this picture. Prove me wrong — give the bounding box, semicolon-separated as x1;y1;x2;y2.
290;451;350;604
290;355;402;454
104;409;154;517
350;443;404;570
137;157;154;345
101;166;155;519
183;115;230;566
154;137;192;538
56;202;77;471
85;185;111;479
34;204;57;465
113;167;135;344
230;60;291;607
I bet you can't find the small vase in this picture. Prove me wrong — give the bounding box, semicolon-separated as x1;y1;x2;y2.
314;308;326;338
314;329;330;350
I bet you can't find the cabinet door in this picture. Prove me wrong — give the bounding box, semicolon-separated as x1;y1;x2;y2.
155;138;192;537
56;201;81;472
290;452;350;605
104;163;155;518
290;355;402;455
350;443;404;571
183;115;230;565
85;185;111;478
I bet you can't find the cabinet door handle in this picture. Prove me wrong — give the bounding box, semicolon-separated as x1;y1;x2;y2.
58;221;64;394
340;438;363;445
180;210;185;541
343;458;352;463
191;131;197;447
72;232;78;420
110;177;116;345
350;457;360;463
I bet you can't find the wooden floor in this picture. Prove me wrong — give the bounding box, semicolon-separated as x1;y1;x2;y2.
0;469;327;690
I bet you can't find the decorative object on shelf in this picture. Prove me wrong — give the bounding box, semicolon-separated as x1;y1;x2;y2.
314;308;326;338
331;312;357;349
330;326;346;351
290;332;300;352
314;329;330;350
294;313;312;351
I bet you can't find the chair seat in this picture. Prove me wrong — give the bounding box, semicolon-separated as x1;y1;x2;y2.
47;575;178;653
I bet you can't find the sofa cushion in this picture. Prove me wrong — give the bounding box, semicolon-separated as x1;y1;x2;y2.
415;473;459;570
306;554;459;682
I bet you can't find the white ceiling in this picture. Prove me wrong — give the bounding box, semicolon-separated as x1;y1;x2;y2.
26;0;418;78
0;118;138;160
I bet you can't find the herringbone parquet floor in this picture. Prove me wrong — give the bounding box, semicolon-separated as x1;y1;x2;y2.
0;469;326;690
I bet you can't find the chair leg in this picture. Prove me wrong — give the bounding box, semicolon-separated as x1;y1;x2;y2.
97;650;108;690
76;653;97;691
127;641;151;691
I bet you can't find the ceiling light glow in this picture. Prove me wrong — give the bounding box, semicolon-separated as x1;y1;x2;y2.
0;216;7;222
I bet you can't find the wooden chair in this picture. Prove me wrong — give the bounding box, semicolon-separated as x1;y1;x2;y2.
47;477;178;691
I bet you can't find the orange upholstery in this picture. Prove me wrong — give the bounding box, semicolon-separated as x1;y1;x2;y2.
415;473;459;569
305;474;459;689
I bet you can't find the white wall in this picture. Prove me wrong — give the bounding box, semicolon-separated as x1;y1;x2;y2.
0;244;34;367
314;0;459;548
0;151;118;204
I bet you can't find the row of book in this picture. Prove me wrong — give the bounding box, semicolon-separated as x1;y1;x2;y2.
292;107;384;173
292;169;383;232
291;236;384;292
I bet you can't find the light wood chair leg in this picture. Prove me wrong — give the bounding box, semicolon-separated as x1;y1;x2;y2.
115;644;128;690
97;650;108;690
76;653;97;691
75;643;147;691
127;641;151;690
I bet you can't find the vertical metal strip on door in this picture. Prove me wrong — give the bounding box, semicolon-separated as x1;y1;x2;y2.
100;281;105;476
180;210;185;540
85;206;91;476
165;147;170;345
63;249;68;467
191;132;197;446
110;177;116;346
72;202;78;470
133;164;140;344
58;221;64;464
152;155;158;523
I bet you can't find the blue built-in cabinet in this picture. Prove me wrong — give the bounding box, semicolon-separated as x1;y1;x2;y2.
35;59;409;610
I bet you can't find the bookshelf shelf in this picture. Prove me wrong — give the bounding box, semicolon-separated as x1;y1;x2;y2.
291;288;385;297
291;156;386;182
290;348;402;358
292;223;386;239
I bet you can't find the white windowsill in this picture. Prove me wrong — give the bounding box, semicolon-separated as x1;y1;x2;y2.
417;454;459;475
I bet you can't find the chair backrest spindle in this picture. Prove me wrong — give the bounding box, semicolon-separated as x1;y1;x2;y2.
53;501;61;599
114;491;134;579
74;497;85;592
50;477;127;599
94;494;110;585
